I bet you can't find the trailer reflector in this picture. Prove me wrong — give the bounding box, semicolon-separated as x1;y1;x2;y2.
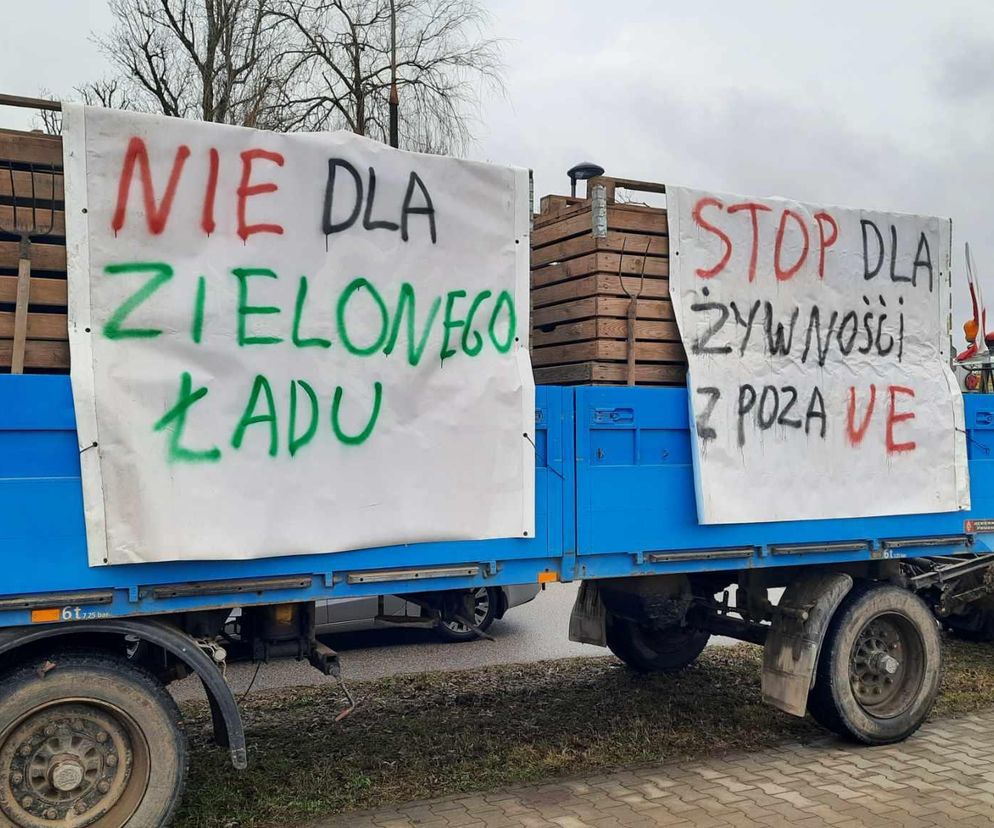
538;571;558;583
30;608;60;623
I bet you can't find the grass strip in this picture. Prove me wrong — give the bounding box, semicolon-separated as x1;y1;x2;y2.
174;635;994;827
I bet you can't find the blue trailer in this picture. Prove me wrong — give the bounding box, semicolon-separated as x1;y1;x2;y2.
2;373;994;825
2;97;994;827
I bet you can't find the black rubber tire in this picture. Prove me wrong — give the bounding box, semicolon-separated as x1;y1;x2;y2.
605;614;710;673
0;651;188;827
808;582;941;745
946;607;994;642
434;587;498;642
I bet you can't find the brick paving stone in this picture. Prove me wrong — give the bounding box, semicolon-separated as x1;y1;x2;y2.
307;710;994;828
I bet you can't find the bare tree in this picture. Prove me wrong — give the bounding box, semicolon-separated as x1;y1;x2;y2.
36;95;63;135
46;0;503;153
37;79;140;135
270;0;504;153
79;78;136;111
92;0;294;128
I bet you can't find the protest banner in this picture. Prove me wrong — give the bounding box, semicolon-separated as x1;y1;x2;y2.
63;106;533;565
667;186;968;524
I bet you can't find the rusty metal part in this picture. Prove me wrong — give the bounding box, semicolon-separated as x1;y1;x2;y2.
848;612;925;719
0;701;149;827
908;554;994;617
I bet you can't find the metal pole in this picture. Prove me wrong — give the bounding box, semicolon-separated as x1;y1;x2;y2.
388;0;399;148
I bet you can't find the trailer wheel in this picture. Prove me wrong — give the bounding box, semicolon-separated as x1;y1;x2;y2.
946;607;994;642
0;651;187;828
605;615;710;673
808;583;941;745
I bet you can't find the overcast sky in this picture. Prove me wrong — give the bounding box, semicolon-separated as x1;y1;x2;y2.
3;0;994;330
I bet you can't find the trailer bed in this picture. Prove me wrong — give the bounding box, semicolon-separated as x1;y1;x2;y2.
1;377;992;630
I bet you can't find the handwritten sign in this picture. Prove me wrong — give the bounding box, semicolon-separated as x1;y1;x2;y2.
63;105;534;566
667;186;968;524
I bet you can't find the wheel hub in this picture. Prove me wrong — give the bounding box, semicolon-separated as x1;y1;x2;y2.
869;652;901;676
848;610;927;720
443;587;490;633
1;703;134;828
50;759;86;792
851;618;905;707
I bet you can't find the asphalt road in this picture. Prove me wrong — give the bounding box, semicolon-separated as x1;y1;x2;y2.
171;581;744;703
171;581;602;702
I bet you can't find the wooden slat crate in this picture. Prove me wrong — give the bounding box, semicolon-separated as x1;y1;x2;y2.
530;176;686;386
0;133;690;386
0;128;69;373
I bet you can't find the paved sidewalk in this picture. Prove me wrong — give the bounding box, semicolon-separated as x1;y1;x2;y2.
308;710;994;827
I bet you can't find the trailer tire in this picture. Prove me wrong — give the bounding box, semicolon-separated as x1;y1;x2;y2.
947;607;994;642
605;615;710;673
0;651;188;828
808;582;941;745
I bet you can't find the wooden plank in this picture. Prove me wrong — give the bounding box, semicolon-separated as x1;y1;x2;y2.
0;311;68;340
0;240;67;272
593;251;669;278
531;208;593;247
531;233;602;268
0;204;65;236
531;274;670;308
595;230;668;257
0;168;64;201
531;340;685;366
531;252;668;287
535;199;590;229
10;258;30;373
531;205;667;248
534;361;685;386
0;339;69;370
531;231;668;269
537;195;584;220
586;176;667;203
607;206;667;235
531;297;675;328
0;275;67;306
531;317;681;347
0;129;63;167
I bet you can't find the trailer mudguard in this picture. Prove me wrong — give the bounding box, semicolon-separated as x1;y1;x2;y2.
0;617;247;769
761;573;854;717
568;581;607;646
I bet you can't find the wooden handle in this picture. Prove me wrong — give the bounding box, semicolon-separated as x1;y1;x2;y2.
626;298;638;386
11;254;31;374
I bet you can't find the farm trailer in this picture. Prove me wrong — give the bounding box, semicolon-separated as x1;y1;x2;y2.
1;378;994;824
1;101;994;826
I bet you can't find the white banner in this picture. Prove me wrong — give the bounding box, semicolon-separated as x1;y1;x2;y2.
63;106;534;565
668;186;968;524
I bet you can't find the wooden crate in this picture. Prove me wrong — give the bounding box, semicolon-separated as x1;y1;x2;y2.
0;128;69;373
0;137;690;385
530;176;686;386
